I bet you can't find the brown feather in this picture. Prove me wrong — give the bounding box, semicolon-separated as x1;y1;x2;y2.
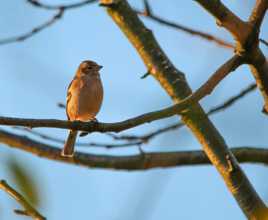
62;60;103;157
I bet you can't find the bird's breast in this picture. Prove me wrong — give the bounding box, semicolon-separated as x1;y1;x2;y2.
67;75;103;121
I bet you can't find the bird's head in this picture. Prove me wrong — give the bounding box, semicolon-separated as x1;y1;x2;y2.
78;60;103;75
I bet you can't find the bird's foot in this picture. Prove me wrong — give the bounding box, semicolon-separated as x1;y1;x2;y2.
79;118;98;137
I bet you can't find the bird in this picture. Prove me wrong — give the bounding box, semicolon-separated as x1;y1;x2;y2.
61;60;104;157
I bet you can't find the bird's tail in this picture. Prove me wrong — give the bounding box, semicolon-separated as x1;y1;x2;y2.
61;130;78;157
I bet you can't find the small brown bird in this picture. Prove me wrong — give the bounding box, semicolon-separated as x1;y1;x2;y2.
61;60;104;157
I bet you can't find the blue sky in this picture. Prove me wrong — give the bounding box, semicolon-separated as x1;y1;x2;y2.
0;0;267;219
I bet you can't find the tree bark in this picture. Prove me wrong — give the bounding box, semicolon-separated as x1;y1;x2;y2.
100;0;267;218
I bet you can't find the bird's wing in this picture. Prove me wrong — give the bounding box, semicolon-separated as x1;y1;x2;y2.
66;76;78;120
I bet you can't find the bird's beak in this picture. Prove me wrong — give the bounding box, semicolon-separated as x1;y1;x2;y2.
98;65;103;70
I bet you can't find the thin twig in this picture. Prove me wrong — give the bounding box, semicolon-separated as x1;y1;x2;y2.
0;0;97;45
260;39;268;47
108;83;257;142
136;11;234;49
134;0;234;49
0;180;45;220
0;9;63;45
207;83;257;114
13;126;143;148
27;0;97;10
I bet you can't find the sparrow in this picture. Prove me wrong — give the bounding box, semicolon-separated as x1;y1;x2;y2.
61;60;104;157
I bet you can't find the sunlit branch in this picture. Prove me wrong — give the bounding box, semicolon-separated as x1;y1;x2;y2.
0;180;45;220
194;0;246;43
100;1;267;217
108;83;257;142
22;92;249;147
195;0;268;114
247;0;268;113
249;0;267;30
0;54;243;135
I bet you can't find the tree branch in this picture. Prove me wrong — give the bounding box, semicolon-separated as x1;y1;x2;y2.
0;0;98;46
195;0;268;114
248;50;268;114
0;9;63;45
2;0;266;217
137;1;267;49
14;82;257;148
0;54;243;132
100;0;266;218
260;38;268;47
0;111;170;133
249;0;268;30
135;1;234;49
27;0;97;10
0;180;45;220
207;83;257;114
0;102;183;132
194;0;248;44
1;128;268;170
247;0;268;113
12;127;143;148
110;83;257;142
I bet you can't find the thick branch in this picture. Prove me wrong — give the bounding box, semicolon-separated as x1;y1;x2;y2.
194;0;248;44
100;0;266;218
1;129;268;170
247;1;268;113
249;48;268;113
249;0;268;30
0;180;45;220
195;0;268;113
